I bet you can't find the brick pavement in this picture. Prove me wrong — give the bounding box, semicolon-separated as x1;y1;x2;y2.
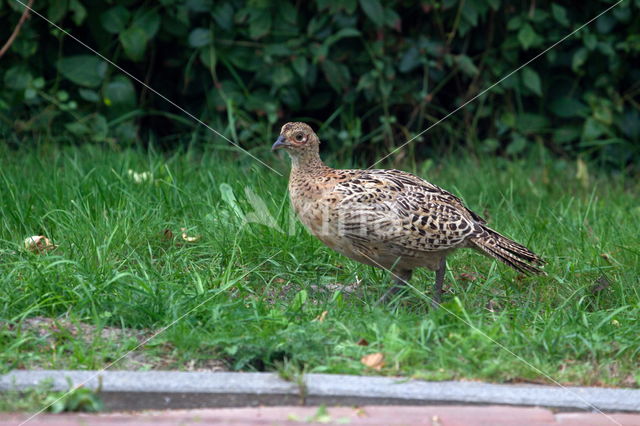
2;406;639;426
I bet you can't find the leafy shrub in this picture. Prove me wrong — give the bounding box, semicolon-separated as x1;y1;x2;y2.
1;0;638;167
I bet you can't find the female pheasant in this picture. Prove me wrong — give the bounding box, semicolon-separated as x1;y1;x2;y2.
272;122;545;303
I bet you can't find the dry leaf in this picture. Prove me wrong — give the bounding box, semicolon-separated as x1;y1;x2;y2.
127;169;153;183
356;338;369;346
313;310;328;322
576;158;589;189
162;229;174;240
24;236;57;253
180;228;200;242
361;352;384;370
355;408;367;417
486;299;501;313
458;272;477;282
591;274;611;294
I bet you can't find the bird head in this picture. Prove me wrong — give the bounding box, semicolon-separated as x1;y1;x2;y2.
271;122;319;156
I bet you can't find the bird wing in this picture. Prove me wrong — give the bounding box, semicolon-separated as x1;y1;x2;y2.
332;169;481;254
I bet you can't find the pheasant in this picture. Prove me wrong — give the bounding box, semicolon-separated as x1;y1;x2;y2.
272;122;545;304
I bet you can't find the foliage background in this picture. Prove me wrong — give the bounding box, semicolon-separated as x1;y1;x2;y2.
1;0;639;169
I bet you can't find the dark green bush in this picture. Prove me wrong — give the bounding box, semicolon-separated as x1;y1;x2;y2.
1;0;639;167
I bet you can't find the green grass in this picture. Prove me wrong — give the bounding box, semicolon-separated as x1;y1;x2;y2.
1;143;639;388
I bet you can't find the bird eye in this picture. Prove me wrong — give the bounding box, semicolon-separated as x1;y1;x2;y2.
295;133;304;142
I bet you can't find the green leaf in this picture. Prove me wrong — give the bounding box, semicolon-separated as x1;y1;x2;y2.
384;7;401;29
507;16;522;31
199;48;217;69
291;289;308;311
517;24;539;50
553;126;581;144
78;88;101;102
264;44;292;57
88;114;109;142
522;67;542;96
583;32;597;50
323;28;361;49
134;10;161;41
281;3;297;25
572;47;588;72
582;117;606;140
271;66;294;87
4;66;32;90
47;0;68;23
104;76;136;107
219;183;244;219
487;0;500;11
212;2;234;31
549;97;588;118
32;77;45;89
119;27;148;62
454;54;478;77
186;0;213;12
57;55;107;87
292;57;308;77
321;60;351;92
516;113;549;134
619;109;640;139
188;28;212;48
506;134;527;155
114;121;138;144
69;0;87;25
596;13;616;34
480;138;499;153
100;6;131;34
399;47;421;73
248;9;271;39
551;4;569;27
359;0;384;27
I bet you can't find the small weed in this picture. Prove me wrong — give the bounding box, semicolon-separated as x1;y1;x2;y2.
0;379;103;413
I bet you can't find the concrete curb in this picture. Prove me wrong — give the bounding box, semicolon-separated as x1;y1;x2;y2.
1;370;639;412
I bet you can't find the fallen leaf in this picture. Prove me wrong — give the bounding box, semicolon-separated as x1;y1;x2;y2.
576;157;589;189
591;274;611;294
162;229;173;240
127;169;153;184
458;272;477;282
486;299;501;313
180;227;200;242
356;338;369;346
24;236;57;253
313;310;328;322
361;352;384;370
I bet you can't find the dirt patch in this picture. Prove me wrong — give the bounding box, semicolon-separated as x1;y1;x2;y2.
3;317;227;372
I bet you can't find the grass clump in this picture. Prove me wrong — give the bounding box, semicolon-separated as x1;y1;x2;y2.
0;144;638;388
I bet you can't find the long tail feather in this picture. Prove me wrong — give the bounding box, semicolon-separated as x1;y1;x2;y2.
471;226;546;275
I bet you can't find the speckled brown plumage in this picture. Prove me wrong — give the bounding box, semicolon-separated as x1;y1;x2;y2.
272;122;545;303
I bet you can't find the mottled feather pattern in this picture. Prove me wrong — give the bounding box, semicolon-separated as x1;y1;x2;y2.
273;122;545;302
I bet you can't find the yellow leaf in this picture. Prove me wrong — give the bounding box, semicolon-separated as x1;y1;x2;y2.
181;227;200;242
576;158;589;189
361;352;384;370
313;310;328;322
24;236;57;254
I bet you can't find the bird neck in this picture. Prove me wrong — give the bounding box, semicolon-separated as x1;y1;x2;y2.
289;149;330;175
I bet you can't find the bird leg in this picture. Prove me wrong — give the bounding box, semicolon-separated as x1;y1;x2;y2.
432;257;447;306
378;269;413;304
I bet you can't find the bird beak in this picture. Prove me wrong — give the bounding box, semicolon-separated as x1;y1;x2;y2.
271;135;287;152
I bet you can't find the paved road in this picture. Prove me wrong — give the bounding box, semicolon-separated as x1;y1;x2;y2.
3;406;639;426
